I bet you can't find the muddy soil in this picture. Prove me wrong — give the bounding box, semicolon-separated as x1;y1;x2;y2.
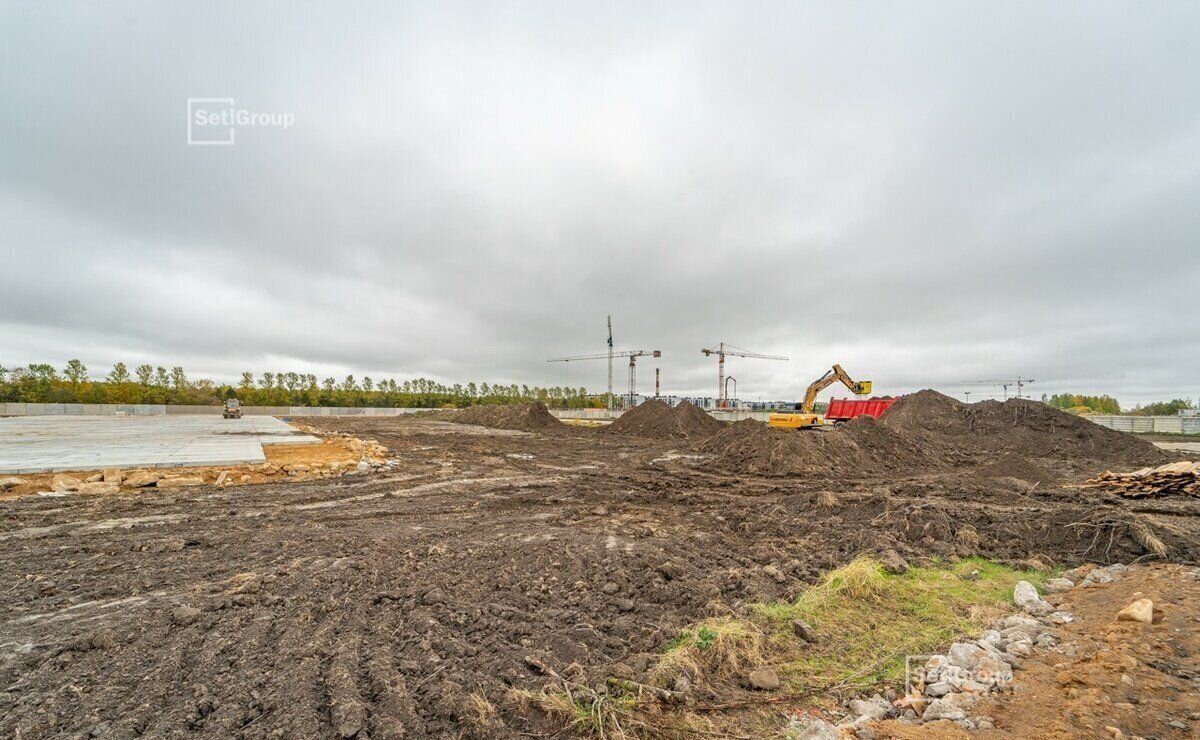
605;399;724;439
1;415;1198;739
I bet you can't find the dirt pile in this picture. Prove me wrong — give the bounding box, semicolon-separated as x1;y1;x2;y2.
975;453;1062;486
606;400;724;439
443;401;563;432
880;390;1169;469
697;416;935;477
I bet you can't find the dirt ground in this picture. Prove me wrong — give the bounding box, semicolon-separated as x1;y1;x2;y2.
1;408;1198;739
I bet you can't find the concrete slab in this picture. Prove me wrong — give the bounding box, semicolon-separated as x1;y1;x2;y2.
1155;441;1200;454
0;416;319;474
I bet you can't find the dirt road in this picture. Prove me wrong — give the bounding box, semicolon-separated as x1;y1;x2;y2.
2;415;1197;738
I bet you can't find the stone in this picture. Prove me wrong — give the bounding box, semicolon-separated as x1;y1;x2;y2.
947;642;986;670
85;473;104;482
1035;633;1059;648
879;549;909;574
0;476;24;490
893;694;927;715
615;598;635;612
102;468;123;484
925;681;952;697
848;695;891;721
354;461;371;474
1061;564;1095;582
285;463;311;474
1014;581;1053;616
974;655;1013;687
672;674;691;694
1083;568;1115;585
1002;615;1044;632
171;605;202;625
747;666;780;691
1045;577;1075;593
922;698;966;722
1116;598;1153;624
421;588;446;605
215;471;229;486
1046;611;1075;625
601;582;619;595
157;476;205;488
786;717;838;740
76;481;120;495
1007;640;1033;658
124;471;161;487
792;618;818;643
51;474;82;492
978;630;1004;650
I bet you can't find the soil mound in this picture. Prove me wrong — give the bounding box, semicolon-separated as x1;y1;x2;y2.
443;401;563;432
975;453;1062;486
607;400;724;439
880;390;1168;469
697;417;935;477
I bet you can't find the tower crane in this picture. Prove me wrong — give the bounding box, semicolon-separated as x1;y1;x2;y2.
701;342;787;409
964;377;1036;400
547;349;661;408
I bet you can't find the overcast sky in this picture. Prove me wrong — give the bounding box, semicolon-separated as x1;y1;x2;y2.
2;2;1198;406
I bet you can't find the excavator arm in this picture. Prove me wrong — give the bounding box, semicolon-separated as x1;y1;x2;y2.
800;364;872;414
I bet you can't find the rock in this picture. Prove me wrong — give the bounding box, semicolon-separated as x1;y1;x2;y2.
85;473;104;483
1035;633;1059;648
1014;581;1053;616
848;695;891;721
1006;640;1033;658
922;698;966;722
157;476;205;488
171;605;201;625
1116;598;1153;624
746;667;780;691
615;598;635;612
215;471;229;486
1083;568;1115;585
76;481;120;495
977;717;995;730
601;582;619;595
51;474;82;492
879;549;909;574
284;463;311;474
792;618;818;643
947;642;986;670
1045;577;1075;593
978;629;1004;650
1046;611;1075;625
102;468;123;484
1061;564;1095;582
925;681;952;697
421;588;446;605
0;476;24;490
974;655;1013;687
763;564;786;583
124;471;161;487
354;461;371;474
672;674;691;694
786;717;838;740
1002;615;1043;632
893;695;927;715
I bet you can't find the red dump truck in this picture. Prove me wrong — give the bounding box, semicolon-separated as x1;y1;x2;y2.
824;396;899;424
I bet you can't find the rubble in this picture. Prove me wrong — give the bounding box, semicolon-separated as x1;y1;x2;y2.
1077;461;1200;498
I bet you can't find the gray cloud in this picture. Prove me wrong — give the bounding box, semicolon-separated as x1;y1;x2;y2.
2;2;1198;406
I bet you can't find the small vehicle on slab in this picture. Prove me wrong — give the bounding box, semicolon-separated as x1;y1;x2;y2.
222;398;243;419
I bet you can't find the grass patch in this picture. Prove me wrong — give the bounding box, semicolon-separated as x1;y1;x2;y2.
652;617;766;685
750;556;1050;688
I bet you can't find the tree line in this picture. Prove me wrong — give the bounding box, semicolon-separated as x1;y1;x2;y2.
1045;393;1195;416
0;361;604;409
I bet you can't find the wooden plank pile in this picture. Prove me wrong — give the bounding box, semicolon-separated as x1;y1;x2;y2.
1078;461;1200;498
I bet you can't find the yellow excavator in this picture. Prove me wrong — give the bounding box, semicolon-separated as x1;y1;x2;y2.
768;364;872;429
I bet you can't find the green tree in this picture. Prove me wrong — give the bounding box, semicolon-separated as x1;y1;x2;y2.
63;359;88;385
136;364;154;385
107;362;131;384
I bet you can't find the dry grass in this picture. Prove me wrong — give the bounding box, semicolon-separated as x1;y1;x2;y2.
1131;518;1168;557
651;617;767;686
814;491;838;508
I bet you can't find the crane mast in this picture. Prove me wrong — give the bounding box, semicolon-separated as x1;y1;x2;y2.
700;342;788;408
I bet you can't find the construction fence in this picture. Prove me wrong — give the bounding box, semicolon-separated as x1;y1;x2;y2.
1086;415;1200;435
